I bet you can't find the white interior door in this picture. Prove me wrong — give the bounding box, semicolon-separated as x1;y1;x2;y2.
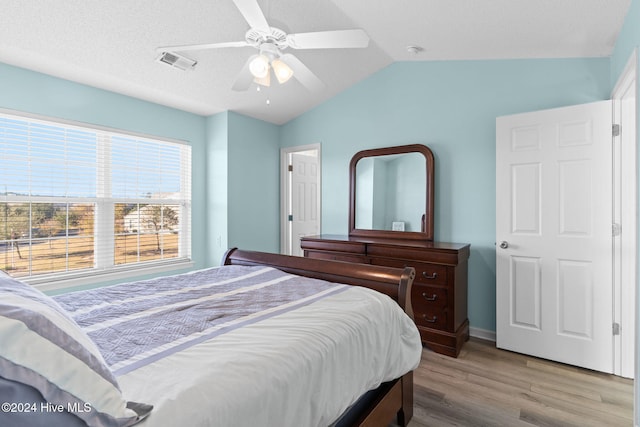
496;101;614;373
289;152;319;256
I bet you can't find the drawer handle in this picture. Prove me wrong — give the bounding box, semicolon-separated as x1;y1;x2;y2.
422;315;438;323
422;271;438;280
422;292;438;301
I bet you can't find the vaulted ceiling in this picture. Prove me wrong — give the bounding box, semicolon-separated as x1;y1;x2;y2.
0;0;631;124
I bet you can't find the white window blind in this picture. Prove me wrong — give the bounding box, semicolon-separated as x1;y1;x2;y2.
0;111;191;282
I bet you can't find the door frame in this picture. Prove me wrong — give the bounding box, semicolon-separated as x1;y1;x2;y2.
611;48;637;380
280;143;321;255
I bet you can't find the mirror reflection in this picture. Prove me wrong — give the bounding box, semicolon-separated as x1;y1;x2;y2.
355;153;426;232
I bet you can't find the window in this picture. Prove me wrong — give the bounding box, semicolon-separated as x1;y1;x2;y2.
0;111;191;283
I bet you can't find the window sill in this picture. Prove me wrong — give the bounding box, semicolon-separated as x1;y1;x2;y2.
25;259;195;293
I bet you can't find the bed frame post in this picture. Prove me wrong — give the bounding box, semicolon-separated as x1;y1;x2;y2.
398;372;414;426
397;268;415;321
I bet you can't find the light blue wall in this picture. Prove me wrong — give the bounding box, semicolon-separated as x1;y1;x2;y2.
386;154;425;232
611;0;640;86
0;63;208;284
206;111;281;266
355;158;375;228
280;58;610;333
206;111;230;266
227;111;281;254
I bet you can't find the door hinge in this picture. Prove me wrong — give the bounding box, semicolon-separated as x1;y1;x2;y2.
288;214;293;221
288;164;293;172
613;322;621;336
612;223;622;237
612;124;621;137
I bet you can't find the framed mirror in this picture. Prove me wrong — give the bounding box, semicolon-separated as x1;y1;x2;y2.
349;144;434;240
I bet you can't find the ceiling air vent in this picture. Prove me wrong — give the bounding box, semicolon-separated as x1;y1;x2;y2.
157;52;197;71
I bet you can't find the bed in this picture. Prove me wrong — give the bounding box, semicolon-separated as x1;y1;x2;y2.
0;248;422;427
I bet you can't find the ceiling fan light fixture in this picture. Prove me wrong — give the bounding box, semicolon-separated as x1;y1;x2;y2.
249;54;270;78
254;70;271;87
271;59;293;84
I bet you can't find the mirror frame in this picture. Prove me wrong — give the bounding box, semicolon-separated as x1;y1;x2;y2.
349;144;434;241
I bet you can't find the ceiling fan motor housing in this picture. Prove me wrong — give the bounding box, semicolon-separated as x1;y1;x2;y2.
246;27;288;50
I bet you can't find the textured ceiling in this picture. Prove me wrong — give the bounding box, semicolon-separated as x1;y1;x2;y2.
0;0;631;124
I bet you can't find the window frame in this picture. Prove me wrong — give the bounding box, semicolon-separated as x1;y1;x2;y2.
0;109;192;291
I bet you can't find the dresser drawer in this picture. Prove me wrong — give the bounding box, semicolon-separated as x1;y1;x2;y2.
301;239;366;254
413;263;448;285
412;285;448;309
413;306;448;330
370;257;447;286
305;250;368;264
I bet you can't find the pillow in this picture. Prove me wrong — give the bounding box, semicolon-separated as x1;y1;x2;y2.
0;274;152;426
0;376;86;427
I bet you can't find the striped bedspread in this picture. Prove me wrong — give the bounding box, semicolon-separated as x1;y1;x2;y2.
54;266;348;375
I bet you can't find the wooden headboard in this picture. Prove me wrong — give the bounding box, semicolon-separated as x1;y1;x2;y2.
222;248;415;318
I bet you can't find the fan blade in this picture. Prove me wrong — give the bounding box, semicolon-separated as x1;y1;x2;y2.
157;41;249;53
286;29;369;50
279;54;324;93
232;0;270;33
232;54;258;91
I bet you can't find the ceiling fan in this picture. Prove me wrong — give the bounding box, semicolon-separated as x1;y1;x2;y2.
156;0;370;92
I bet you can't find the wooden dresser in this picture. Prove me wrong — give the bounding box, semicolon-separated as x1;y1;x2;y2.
301;234;470;357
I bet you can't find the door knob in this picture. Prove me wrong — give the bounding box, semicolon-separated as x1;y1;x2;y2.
499;241;509;249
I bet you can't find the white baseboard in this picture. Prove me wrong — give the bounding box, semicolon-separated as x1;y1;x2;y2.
469;326;496;342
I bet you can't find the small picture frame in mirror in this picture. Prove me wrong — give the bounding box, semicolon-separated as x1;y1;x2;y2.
392;221;405;231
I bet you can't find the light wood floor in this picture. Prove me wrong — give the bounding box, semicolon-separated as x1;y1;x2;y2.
404;338;634;427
